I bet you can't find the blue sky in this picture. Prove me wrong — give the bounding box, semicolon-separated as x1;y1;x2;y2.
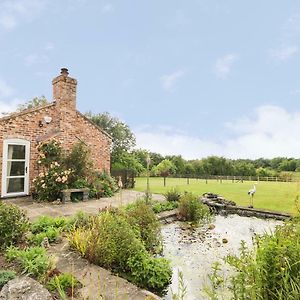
1;0;300;159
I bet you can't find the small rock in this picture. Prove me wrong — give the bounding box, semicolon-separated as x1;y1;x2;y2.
222;238;228;244
0;276;53;300
208;224;215;230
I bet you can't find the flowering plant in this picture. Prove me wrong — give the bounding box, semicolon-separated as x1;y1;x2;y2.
33;140;73;201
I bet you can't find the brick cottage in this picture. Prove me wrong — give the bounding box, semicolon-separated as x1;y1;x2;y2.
0;68;111;198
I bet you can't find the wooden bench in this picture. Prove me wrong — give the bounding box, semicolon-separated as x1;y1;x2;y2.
61;188;89;203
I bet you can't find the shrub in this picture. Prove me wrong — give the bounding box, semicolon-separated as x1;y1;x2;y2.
152;200;178;213
47;272;80;292
32;140;106;202
68;212;171;292
0;202;29;249
126;200;162;253
63;142;93;186
164;188;181;202
5;246;53;278
0;270;16;289
32;163;72;201
127;251;172;291
67;211;92;229
37;139;62;167
178;192;211;224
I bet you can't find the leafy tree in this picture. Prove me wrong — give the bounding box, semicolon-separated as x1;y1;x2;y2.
112;151;145;175
184;163;195;176
148;152;164;166
131;149;149;169
17;96;48;112
86;112;136;164
190;160;205;177
152;159;176;186
166;155;186;176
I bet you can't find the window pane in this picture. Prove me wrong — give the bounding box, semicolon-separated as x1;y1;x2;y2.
6;178;24;194
7;161;25;176
8;145;26;159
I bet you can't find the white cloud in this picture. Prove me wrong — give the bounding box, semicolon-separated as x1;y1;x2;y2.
102;3;114;13
160;69;185;92
269;45;298;61
0;80;14;98
213;53;237;79
135;105;300;159
0;0;47;31
0;79;25;115
0;99;24;115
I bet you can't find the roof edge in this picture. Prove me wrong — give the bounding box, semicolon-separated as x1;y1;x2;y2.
76;111;113;140
0;102;56;123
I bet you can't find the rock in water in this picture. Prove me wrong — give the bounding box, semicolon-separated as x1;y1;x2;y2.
0;276;53;300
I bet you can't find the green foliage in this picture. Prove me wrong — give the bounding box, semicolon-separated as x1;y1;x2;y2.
125;200;162;253
68;211;171;292
207;219;300;299
90;172;118;198
0;202;29;249
112;150;145;175
86;112;136;164
171;270;187;300
178;192;211;224
28;215;68;246
28;227;61;246
17;96;48;112
151;200;178;213
47;272;80;292
164;188;182;202
67;211;92;229
32;139;117;201
63;142;93;185
36;139;62;167
33;140;72;201
5;246;53;278
127;251;172;292
31;215;68;234
0;270;16;289
152;159;176;177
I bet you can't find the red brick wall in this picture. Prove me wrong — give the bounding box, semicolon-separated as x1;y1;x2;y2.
0;70;111;197
0;104;60;194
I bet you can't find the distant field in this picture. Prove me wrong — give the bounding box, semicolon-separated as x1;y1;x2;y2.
134;177;300;215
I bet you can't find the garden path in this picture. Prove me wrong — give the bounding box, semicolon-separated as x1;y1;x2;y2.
6;190;164;220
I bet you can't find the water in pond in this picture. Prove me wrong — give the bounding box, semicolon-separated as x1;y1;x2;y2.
161;214;283;300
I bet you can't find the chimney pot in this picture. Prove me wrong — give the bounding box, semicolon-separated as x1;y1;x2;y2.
61;68;69;76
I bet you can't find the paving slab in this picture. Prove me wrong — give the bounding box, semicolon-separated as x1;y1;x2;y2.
4;190;164;220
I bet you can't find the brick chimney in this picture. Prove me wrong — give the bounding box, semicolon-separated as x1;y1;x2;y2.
52;68;77;112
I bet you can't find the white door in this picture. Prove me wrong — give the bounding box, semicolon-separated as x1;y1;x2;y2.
2;139;30;197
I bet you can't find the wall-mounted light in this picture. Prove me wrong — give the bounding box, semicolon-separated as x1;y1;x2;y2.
44;116;52;124
39;116;52;127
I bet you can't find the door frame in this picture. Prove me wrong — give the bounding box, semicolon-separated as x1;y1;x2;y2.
1;138;30;198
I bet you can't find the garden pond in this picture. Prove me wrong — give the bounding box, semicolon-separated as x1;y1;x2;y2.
161;214;283;299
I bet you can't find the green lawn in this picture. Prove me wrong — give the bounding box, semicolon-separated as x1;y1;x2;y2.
134;177;300;215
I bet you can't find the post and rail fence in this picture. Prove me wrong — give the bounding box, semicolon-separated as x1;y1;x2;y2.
171;174;296;183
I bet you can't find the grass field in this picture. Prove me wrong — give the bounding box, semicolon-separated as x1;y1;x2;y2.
134;177;300;215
